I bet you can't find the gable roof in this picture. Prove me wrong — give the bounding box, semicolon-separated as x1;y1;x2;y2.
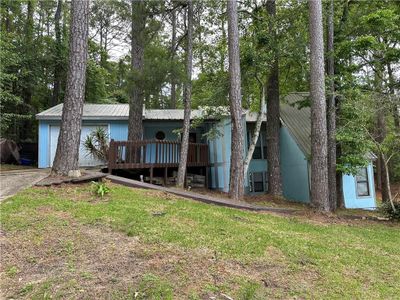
36;104;218;121
280;92;311;157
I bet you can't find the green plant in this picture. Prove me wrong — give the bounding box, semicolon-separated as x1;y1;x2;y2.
91;181;110;197
379;201;400;221
83;127;109;162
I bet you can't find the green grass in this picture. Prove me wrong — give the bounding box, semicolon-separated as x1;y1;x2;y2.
0;164;34;171
1;183;399;299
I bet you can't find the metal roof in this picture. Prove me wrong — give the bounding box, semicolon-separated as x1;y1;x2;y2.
280;92;311;157
36;104;217;121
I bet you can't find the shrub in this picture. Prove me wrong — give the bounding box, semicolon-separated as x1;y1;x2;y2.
91;181;110;197
379;201;400;221
83;127;109;162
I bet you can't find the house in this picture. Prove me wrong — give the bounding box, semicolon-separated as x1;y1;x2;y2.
36;93;376;209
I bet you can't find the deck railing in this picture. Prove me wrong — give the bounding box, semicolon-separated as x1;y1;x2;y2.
108;139;209;172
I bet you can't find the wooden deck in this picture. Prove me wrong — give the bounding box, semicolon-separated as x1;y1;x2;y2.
108;139;210;185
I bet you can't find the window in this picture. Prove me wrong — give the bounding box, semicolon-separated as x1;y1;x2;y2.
189;132;197;143
247;131;267;159
356;168;370;197
249;172;268;193
155;131;165;140
253;137;262;159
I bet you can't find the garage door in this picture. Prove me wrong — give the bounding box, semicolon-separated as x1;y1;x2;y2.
49;125;108;167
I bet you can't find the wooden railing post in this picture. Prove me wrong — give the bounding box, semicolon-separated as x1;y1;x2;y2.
108;139;115;174
107;140;209;171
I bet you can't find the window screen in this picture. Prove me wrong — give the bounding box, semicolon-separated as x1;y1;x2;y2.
356;168;370;197
253;172;264;192
247;131;267;160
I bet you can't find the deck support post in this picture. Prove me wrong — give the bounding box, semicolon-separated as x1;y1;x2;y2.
108;139;115;174
205;167;209;188
150;167;153;184
164;167;168;186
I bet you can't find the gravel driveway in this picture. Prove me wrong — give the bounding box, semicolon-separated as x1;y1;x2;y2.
0;169;49;200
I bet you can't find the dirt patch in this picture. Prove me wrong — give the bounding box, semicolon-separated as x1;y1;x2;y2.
0;169;49;201
0;206;317;299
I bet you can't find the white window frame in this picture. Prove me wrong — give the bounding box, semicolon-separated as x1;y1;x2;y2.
355;167;370;198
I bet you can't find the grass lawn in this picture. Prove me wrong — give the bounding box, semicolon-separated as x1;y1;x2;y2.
1;183;399;299
0;164;35;172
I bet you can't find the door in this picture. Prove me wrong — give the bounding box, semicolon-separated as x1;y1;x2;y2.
49;125;108;167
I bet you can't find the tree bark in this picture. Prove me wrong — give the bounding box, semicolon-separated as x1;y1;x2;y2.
23;0;34;105
244;84;265;176
266;0;282;196
336;142;345;208
382;153;396;213
308;0;330;211
170;6;177;108
176;0;193;188
227;0;244;200
387;63;399;131
128;0;146;142
326;0;337;211
220;13;226;72
377;108;389;202
374;61;389;202
51;0;89;177
51;0;63;106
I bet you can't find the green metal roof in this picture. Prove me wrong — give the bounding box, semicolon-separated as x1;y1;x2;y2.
280;93;311;157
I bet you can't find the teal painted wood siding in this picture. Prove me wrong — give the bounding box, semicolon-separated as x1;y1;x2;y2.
280;126;310;202
208;118;231;192
244;123;310;202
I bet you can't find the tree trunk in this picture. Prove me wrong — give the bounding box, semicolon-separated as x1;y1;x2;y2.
170;6;177;109
375;60;389;202
266;0;282;196
244;84;265;176
387;63;399;131
308;0;330;211
377;108;389;202
128;0;146;142
382;153;396;213
376;156;382;190
336;142;345;208
176;0;193;188
326;0;337;211
220;13;226;72
227;0;244;201
51;0;89;177
23;0;34;105
51;0;63;106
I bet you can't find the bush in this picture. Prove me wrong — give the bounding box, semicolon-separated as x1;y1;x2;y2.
379;201;400;221
91;181;110;197
83;127;109;162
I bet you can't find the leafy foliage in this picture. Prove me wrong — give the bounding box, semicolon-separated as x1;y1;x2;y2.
91;180;110;198
83;127;109;162
379;201;400;221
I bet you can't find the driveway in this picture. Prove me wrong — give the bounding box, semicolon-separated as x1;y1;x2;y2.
0;169;49;201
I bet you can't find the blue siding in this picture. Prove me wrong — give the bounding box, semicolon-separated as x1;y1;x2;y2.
342;163;376;209
243;122;268;194
208;118;231;192
109;121;128;141
38;121;50;168
280;126;310;202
